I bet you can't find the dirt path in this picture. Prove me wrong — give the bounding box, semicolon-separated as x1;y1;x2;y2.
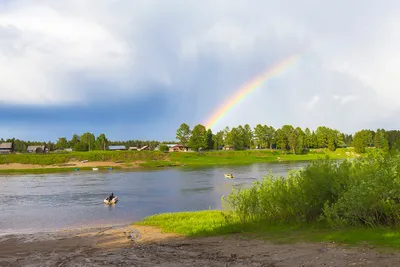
0;225;399;267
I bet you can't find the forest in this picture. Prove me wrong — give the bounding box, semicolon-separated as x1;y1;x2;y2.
175;123;400;154
2;124;400;154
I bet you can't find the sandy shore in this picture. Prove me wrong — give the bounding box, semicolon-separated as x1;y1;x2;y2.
1;225;399;267
0;161;144;170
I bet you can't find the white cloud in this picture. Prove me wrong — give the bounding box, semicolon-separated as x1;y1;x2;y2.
0;0;400;132
333;95;359;105
305;96;320;110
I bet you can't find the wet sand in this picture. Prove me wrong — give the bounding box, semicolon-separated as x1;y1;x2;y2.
1;225;399;267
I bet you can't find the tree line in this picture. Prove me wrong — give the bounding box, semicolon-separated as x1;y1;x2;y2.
2;126;400;154
0;133;170;153
174;123;400;154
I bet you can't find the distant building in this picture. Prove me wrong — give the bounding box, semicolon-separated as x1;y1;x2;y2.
108;145;127;151
27;145;46;153
223;146;233;151
138;145;149;151
0;142;13;154
170;144;190;152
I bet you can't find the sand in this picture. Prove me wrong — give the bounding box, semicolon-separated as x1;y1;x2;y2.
1;225;399;267
0;161;145;170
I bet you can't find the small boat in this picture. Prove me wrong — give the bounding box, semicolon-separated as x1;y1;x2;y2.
92;167;99;171
224;173;234;179
104;196;118;205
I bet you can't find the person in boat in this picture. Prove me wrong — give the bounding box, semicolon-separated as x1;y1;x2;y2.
107;192;115;201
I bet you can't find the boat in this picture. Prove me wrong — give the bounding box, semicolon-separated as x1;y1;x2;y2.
224;173;234;179
104;196;118;205
92;167;99;171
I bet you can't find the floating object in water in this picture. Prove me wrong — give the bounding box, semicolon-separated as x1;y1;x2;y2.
92;167;99;171
104;196;118;205
74;168;80;171
224;173;234;179
108;167;113;170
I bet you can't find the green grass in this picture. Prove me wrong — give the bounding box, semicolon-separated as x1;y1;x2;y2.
136;210;400;249
0;148;359;174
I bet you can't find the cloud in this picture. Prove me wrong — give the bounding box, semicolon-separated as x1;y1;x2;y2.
305;96;320;110
1;0;400;139
333;95;359;105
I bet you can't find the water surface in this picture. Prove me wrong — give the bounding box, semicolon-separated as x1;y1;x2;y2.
0;161;309;235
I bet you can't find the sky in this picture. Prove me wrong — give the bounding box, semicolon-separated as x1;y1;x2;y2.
1;0;400;142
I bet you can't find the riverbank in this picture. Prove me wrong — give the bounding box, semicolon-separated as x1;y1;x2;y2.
2;221;400;266
137;210;400;249
0;148;359;174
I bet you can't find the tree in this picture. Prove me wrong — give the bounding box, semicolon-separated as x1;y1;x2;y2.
80;132;95;151
231;127;245;150
56;137;68;150
188;124;207;151
242;124;253;149
213;131;224;150
206;129;214;150
254;124;266;149
96;133;108;150
353;130;373;153
159;144;169;152
69;134;80;148
176;123;191;146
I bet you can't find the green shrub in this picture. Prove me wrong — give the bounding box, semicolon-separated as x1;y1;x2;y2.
224;152;400;228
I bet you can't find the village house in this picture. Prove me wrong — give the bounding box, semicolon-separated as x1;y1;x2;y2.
0;142;13;154
108;145;127;151
170;144;190;152
27;145;46;153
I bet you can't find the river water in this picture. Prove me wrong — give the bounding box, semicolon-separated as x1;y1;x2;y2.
0;161;309;235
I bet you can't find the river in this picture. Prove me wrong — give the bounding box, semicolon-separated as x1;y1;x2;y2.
0;161;309;235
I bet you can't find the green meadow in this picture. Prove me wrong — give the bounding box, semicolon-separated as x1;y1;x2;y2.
137;151;400;249
0;148;359;174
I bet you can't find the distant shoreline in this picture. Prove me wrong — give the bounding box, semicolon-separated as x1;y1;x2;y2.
0;148;359;174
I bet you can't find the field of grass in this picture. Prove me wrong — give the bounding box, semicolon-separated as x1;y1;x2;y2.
0;147;360;174
136;210;400;249
137;152;400;249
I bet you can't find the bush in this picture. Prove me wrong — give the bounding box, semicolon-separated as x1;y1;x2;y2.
159;144;170;152
224;152;400;228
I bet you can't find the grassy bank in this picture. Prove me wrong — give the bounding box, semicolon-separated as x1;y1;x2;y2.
136;151;400;248
0;166;122;174
136;211;400;249
0;148;359;174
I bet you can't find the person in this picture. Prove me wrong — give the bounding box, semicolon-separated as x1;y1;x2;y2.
108;192;114;201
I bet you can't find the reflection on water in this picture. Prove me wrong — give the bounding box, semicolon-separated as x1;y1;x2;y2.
0;161;309;234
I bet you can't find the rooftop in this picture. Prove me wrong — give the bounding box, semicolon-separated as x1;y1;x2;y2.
0;142;12;149
108;145;127;150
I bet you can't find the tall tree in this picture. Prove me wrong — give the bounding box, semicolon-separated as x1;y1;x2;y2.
242;124;253;149
96;133;108;150
80;132;95;151
188;124;207;151
69;134;80;148
206;129;214;150
213;131;224;150
176;123;191;147
55;137;69;149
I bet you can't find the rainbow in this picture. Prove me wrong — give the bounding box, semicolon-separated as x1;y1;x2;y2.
204;53;302;129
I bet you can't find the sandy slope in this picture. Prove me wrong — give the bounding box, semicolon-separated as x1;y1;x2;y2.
0;225;399;267
0;161;144;170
